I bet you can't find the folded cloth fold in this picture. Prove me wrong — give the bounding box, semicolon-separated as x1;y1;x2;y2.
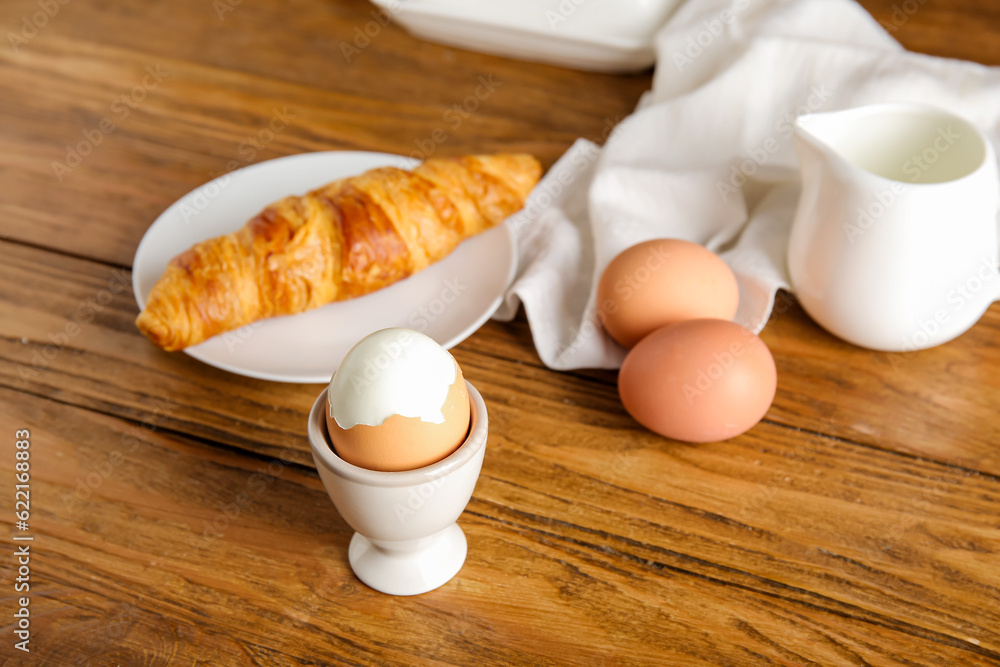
495;0;1000;370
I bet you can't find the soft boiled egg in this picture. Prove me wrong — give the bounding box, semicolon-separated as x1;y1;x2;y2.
325;328;471;472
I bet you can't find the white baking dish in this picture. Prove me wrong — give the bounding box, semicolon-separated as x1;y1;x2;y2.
370;0;683;72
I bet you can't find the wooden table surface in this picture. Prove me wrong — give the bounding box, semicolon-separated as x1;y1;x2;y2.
2;0;999;665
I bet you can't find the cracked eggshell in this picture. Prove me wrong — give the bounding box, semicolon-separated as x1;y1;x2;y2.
325;328;471;472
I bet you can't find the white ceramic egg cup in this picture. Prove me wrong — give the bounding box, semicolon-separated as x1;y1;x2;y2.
307;382;487;596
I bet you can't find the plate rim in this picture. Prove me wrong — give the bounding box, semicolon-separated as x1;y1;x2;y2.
132;150;516;384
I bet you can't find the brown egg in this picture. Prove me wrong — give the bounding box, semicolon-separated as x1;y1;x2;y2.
597;239;740;348
618;319;776;443
326;373;471;472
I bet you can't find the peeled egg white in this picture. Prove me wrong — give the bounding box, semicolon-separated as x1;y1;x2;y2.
324;328;471;472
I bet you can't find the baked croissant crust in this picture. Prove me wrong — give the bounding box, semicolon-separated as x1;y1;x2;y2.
136;153;542;351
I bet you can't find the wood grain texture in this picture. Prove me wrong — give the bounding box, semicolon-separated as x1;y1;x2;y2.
1;0;1000;664
859;0;1000;62
1;242;1000;664
2;243;998;475
1;388;998;666
0;0;648;267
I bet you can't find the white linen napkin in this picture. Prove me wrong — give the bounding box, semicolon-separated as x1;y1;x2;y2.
494;0;1000;370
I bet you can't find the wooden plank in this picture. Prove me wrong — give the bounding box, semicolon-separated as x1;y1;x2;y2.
3;242;998;477
4;590;266;666
0;241;323;465
2;0;999;663
6;0;994;270
1;0;654;110
2;387;997;664
4;0;997;84
859;0;1000;63
763;292;1000;473
0;30;647;268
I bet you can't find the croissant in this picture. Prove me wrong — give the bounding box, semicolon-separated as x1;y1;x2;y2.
136;153;542;351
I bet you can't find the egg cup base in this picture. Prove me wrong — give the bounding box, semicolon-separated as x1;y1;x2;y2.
307;381;488;597
348;523;468;596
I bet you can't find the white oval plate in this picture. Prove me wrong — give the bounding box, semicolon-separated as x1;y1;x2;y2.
133;151;515;384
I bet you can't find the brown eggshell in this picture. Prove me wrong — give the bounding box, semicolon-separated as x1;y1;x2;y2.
326;374;471;472
618;319;776;443
597;239;740;348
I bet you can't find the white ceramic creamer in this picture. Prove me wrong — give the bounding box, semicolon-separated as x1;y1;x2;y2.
788;103;1000;351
